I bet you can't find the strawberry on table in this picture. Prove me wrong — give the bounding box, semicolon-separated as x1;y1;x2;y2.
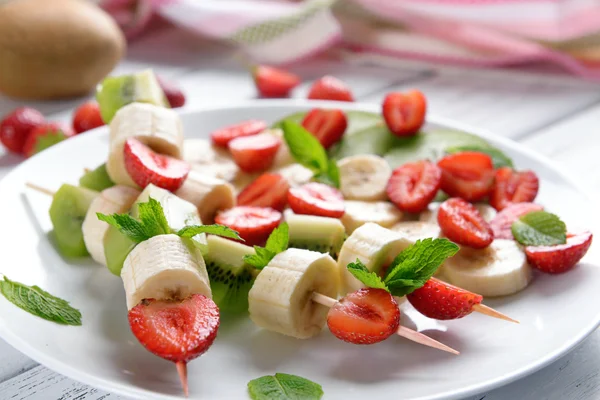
253;65;301;98
525;231;593;274
307;75;354;102
386;160;441;213
72;101;104;134
0;107;45;154
438;197;494;248
301;108;347;149
490;202;544;239
210;120;267;147
215;206;282;246
156;75;186;108
237;173;290;211
23;122;74;158
407;277;483;320
229;132;281;173
437;151;495;202
490;167;539;211
327;287;400;345
288;182;345;218
382;90;427;137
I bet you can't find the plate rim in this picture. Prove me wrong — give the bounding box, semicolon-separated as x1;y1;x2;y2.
0;99;598;400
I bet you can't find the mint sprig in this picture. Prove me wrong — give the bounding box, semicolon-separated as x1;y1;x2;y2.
511;211;566;246
0;276;82;326
281;121;341;188
248;373;323;400
446;145;514;168
243;223;289;269
346;260;388;291
177;224;242;241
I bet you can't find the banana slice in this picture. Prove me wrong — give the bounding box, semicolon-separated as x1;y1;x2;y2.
341;200;403;234
338;155;391;201
82;185;140;265
442;239;532;297
273;163;313;188
107;103;184;187
248;248;339;339
420;202;497;223
121;234;211;310
284;209;346;258
183;139;239;182
390;221;441;242
175;170;236;224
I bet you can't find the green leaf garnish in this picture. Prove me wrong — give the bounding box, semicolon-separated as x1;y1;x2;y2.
281;121;340;188
243;223;289;269
511;211;566;246
176;224;242;241
346;260;388;291
0;277;81;326
97;213;149;243
445;145;514;168
137;197;170;236
248;373;323;400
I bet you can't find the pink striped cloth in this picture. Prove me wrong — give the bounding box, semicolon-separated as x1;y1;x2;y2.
99;0;600;79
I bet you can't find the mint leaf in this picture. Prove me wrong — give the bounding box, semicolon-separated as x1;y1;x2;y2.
511;211;566;246
0;277;81;326
177;224;242;241
137;197;170;237
446;145;513;169
243;223;289;269
346;260;389;291
248;373;323;400
244;247;276;269
384;238;459;296
97;213;149;243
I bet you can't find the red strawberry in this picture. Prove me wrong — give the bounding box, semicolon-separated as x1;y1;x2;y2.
438;198;494;248
490;202;544;239
327;288;400;345
72;101;104;134
228;132;281;173
490;167;539;211
157;75;186;108
23;122;74;158
301;108;347;149
386;160;441;213
210;120;267;148
288;182;345;218
437;152;495;202
237;173;290;211
307;75;354;102
525;231;593;274
407;277;482;320
253;65;301;98
0;107;45;154
382;90;427;137
215;206;282;246
123;138;190;191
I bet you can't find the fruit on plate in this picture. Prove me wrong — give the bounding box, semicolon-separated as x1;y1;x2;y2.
106;102;183;187
124;138;190;192
79;164;115;192
156;75;186;108
82;185;140;265
301;108;348;149
420;202;497;224
490;167;540;211
288;182;345;218
252;65;300;98
489;202;543;239
437;198;494;249
248;248;339;338
407;278;483;320
0;107;45;154
210;120;267;148
121;234;212;310
49;184;99;258
382;90;427;137
204;235;257;314
338;154;391;201
386;160;441;213
307;75;354;102
284;209;346;258
437;152;495;202
228;132;282;173
23;122;74;158
215;206;282;246
182;139;239;182
72;101;104;134
328;287;400;345
441;240;532;297
525;231;593;274
175;170;236;224
104;225;138;276
237;173;289;211
96;69;168;124
341;200;403;234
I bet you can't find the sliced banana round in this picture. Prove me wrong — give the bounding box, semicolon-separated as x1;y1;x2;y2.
442;239;532;297
248;248;339;339
419;202;497;223
82;185;140;266
273;163;313;188
106;103;184;187
338;155;391;201
341;200;403;234
175;170;236;224
183;138;239;182
121;234;212;310
390;221;441;242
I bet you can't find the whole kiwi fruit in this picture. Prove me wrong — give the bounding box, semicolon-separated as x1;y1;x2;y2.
0;0;126;99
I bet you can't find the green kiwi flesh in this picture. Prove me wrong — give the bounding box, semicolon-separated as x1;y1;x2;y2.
79;163;114;191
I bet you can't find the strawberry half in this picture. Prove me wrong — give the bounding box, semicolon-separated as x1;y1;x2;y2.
490;167;539;211
72;101;104;134
490;202;544;239
215;206;282;246
382;90;427;137
438;197;494;249
327;288;400;345
301;108;347;149
157;75;186;108
237;173;290;211
23;122;74;158
253;65;301;98
437;152;495;202
0;107;45;154
288;182;345;218
307;75;354;102
386;160;441;213
228;132;281;173
210;120;267;148
123;138;190;192
407;277;483;320
525;231;593;274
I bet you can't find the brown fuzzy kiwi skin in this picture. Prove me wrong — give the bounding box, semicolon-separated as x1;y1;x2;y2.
0;0;126;100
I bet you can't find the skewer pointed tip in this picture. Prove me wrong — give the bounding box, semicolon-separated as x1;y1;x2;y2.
397;326;460;355
473;303;519;324
25;182;55;197
176;361;188;397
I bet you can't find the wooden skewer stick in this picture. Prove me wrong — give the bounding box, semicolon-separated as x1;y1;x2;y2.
311;292;459;355
176;361;189;397
26;182;55;197
473;303;519;324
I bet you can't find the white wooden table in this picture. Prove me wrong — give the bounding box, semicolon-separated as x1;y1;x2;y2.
1;26;600;400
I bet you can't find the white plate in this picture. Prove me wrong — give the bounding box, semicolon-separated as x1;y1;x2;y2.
0;100;598;400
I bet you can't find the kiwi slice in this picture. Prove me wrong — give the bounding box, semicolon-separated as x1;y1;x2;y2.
96;69;169;123
104;225;137;276
49;184;98;258
205;235;257;314
79;163;115;191
285;211;346;258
